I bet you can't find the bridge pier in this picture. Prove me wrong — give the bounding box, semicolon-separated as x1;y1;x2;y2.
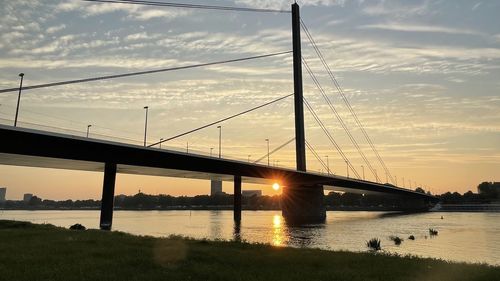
100;163;116;230
281;184;326;224
234;175;242;221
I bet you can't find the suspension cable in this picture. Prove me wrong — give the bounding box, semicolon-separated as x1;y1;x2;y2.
303;97;361;179
300;19;395;184
305;139;330;173
0;51;292;94
253;137;295;163
302;58;380;182
83;0;291;13
149;93;293;147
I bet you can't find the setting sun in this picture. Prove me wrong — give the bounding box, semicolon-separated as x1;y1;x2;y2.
272;183;280;191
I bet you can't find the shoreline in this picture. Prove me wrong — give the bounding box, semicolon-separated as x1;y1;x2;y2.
2;207;500;212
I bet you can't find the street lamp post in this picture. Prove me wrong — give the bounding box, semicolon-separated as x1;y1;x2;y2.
159;138;163;149
14;73;24;127
325;156;330;175
210;147;214;157
265;138;270;166
361;165;365;180
217;125;221;158
143;106;149;147
86;125;92;138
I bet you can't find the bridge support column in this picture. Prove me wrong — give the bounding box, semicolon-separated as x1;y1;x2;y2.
234;175;242;221
100;163;116;230
282;184;326;224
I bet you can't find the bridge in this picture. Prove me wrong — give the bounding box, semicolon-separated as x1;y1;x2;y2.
0;2;437;229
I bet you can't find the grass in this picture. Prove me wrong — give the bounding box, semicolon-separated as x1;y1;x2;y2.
429;228;439;236
389;236;403;245
366;238;382;251
1;220;499;281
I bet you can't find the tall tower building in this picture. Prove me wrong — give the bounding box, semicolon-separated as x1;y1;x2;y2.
0;187;6;202
210;180;222;196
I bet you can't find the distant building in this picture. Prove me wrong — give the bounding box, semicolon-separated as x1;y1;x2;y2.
0;187;6;202
242;190;262;197
23;193;33;202
210;180;222;196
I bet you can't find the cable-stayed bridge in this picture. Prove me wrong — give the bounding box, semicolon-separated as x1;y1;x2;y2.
0;2;437;229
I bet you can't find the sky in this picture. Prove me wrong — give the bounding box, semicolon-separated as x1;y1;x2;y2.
0;0;499;200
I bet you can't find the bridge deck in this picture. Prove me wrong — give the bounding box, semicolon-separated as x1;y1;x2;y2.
0;125;436;200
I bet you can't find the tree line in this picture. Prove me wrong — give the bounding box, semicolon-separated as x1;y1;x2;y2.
1;182;497;210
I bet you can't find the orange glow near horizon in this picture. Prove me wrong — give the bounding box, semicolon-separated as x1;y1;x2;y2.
272;183;280;191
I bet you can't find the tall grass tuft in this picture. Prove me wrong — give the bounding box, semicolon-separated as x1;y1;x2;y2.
429;228;439;236
389;236;403;245
366;238;381;251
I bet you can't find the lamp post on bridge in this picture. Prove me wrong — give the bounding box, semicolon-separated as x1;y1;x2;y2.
143;106;149;147
86;124;92;138
210;147;214;157
217;125;222;158
247;154;251;163
14;73;24;127
361;165;365;180
325;155;330;175
265;138;270;166
160;138;163;149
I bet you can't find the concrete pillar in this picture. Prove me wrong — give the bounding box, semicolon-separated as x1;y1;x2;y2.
281;184;326;224
234;175;242;221
100;163;116;230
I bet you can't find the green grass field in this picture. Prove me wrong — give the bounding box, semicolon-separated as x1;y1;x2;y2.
0;220;498;281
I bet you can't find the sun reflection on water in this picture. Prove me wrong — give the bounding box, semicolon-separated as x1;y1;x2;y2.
272;214;284;246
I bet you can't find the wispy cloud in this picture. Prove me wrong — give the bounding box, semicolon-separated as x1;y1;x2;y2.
234;0;346;10
361;0;431;17
56;0;191;21
358;23;484;36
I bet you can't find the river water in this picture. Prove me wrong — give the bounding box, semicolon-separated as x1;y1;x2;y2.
1;210;499;266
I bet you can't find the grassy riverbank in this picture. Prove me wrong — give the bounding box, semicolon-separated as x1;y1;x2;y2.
0;220;498;281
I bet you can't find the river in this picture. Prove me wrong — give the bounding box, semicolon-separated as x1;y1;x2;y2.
1;210;499;266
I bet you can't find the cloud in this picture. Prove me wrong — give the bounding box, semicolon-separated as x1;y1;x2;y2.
361;0;430;17
46;24;66;34
234;0;346;10
358;23;484;36
55;0;191;21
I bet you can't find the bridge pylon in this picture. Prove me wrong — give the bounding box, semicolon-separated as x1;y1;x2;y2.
281;3;327;224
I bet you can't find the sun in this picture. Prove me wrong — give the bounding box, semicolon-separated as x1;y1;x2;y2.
272;183;280;191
